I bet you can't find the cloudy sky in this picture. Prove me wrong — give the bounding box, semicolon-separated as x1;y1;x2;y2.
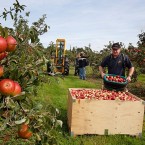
0;0;145;51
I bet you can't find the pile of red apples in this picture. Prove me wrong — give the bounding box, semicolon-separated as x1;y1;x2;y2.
70;89;139;101
105;75;126;83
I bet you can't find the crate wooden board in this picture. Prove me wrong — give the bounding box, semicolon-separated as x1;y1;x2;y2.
67;88;145;136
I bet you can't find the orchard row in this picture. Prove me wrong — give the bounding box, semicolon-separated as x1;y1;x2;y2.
0;35;32;139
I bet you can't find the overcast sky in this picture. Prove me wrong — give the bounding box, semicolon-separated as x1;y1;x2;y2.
0;0;145;51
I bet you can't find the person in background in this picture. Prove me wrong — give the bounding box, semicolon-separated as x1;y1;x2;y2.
78;52;88;80
99;43;134;82
74;54;80;76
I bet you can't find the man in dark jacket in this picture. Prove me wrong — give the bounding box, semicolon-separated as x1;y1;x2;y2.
78;52;88;80
99;43;134;82
74;57;79;76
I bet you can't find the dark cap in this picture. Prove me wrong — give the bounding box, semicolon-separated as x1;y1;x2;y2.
112;43;121;49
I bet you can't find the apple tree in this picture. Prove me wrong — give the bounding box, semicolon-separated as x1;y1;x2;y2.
126;32;145;73
0;1;61;144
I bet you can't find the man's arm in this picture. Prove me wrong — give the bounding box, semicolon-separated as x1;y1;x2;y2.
99;66;105;78
126;67;134;82
99;55;109;78
125;55;134;82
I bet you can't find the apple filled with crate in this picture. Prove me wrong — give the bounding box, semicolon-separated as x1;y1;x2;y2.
67;88;144;136
70;89;139;101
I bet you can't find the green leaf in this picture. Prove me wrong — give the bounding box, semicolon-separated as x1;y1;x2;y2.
0;26;5;37
10;11;14;20
14;117;26;124
0;122;7;131
55;120;63;128
11;92;26;101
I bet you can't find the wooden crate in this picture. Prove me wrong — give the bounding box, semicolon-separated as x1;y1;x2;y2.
67;88;145;137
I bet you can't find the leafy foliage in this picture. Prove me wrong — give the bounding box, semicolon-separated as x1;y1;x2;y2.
0;0;26;20
0;1;61;144
126;31;145;69
128;81;145;98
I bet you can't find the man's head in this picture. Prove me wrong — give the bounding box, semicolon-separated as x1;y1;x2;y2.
80;52;85;57
111;43;121;57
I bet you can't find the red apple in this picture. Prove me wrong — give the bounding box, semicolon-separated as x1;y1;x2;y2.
0;51;8;61
0;79;15;96
0;65;4;77
6;36;17;52
11;82;22;96
108;78;112;81
0;36;7;53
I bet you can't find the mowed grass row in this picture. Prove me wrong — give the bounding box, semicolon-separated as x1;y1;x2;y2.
36;67;145;145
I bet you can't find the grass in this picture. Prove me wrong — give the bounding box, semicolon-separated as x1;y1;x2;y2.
138;74;145;82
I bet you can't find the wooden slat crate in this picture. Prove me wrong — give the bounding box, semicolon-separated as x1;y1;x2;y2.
67;88;145;137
